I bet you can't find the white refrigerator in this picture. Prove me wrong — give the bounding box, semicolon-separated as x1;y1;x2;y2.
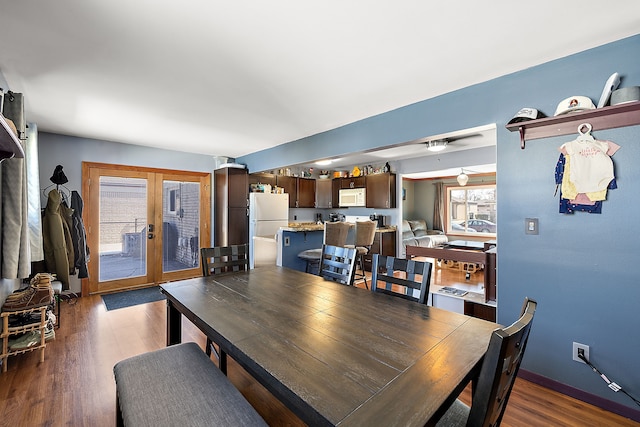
249;193;289;268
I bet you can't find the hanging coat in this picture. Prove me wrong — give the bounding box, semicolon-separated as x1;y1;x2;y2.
71;190;89;278
42;189;74;289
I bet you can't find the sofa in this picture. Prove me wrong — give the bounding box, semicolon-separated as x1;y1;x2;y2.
401;219;448;255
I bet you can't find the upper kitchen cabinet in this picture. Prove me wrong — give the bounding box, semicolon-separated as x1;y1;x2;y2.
331;178;341;208
296;177;316;208
366;173;396;209
250;174;315;208
249;172;277;187
316;178;332;209
341;176;366;189
214;167;249;246
276;176;297;208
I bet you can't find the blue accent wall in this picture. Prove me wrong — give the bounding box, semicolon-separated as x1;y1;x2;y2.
239;34;640;414
281;230;324;272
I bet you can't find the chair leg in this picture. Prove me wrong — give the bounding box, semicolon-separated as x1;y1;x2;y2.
360;255;368;289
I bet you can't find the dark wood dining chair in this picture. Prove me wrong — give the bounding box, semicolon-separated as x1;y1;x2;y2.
298;222;350;274
318;244;357;286
435;297;537;427
200;244;249;374
370;254;432;304
201;244;249;276
346;220;377;288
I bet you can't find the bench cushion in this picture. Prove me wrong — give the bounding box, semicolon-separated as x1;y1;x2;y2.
114;342;267;426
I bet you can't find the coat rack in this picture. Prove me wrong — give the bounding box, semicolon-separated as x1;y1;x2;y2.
506;101;640;149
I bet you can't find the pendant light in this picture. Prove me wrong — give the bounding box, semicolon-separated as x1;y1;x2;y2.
457;169;469;186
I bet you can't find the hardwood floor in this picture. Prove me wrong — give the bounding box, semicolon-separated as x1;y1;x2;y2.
1;285;638;426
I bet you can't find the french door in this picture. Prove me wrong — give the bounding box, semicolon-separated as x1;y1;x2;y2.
82;162;210;295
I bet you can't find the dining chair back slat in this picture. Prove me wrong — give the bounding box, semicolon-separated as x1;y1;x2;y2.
370;255;432;304
318;245;357;286
201;245;249;276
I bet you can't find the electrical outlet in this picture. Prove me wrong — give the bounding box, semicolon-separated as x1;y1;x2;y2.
284;236;290;247
573;342;589;363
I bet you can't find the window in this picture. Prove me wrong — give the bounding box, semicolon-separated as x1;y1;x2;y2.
168;188;181;215
446;184;496;235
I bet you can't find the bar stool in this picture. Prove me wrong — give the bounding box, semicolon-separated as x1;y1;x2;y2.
346;220;377;288
298;222;350;274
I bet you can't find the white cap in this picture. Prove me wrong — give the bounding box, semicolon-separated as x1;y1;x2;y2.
507;107;546;124
554;96;595;116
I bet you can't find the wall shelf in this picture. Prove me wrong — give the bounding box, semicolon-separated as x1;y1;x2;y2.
506;101;640;149
0;114;24;160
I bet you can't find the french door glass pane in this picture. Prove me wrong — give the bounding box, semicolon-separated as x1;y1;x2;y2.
98;176;147;281
162;181;200;273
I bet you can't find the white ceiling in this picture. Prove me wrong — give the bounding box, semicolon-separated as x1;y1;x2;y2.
1;1;639;160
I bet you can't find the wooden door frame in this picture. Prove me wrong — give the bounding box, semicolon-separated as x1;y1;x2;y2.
81;162;211;295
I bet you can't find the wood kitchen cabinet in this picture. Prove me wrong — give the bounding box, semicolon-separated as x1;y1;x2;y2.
276;176;297;208
249;172;276;187
297;178;316;208
366;173;396;208
363;230;397;271
316;179;333;208
341;176;366;189
214;167;248;246
275;176;315;208
331;178;341;208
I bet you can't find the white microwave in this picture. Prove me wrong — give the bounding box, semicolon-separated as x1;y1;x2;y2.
339;188;366;207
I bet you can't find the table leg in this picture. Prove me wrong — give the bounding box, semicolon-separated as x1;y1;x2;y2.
219;350;228;375
166;299;182;346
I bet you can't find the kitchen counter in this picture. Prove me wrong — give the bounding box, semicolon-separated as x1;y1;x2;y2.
282;222;324;232
283;222;396;233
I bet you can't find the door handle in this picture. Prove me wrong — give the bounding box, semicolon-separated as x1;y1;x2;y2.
148;233;154;239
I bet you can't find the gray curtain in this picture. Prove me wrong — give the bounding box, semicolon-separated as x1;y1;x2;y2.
433;181;444;232
0;153;30;279
1;93;30;279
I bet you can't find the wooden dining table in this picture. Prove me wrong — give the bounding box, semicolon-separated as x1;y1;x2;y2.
160;265;498;427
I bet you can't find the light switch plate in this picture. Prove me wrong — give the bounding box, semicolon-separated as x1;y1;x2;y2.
525;218;538;235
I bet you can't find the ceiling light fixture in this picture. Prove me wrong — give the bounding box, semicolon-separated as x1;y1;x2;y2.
315;159;333;166
457;169;469;186
426;139;448;152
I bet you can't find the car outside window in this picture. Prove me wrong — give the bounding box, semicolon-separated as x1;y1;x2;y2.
446;184;496;236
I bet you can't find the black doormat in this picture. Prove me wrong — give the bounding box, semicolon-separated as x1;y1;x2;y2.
102;286;166;311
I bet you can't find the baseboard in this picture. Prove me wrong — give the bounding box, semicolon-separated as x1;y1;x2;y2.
519;369;640;423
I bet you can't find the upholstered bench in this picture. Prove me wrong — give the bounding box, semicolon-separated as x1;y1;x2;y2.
113;342;267;426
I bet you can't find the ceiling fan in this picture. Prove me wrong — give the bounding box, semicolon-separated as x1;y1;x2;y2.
424;132;484;152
